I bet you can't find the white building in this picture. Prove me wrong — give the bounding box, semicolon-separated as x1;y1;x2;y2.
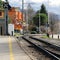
8;24;14;35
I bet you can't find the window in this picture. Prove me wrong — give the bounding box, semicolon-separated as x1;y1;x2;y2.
0;12;2;16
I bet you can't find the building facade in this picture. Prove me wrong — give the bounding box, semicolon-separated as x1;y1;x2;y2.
8;7;23;31
0;9;6;35
0;0;24;35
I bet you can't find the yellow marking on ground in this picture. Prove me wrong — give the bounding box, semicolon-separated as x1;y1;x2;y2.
9;36;14;60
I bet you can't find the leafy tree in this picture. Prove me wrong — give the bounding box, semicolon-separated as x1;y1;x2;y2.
0;0;3;9
40;4;48;25
33;4;48;26
33;14;39;26
40;4;47;15
40;13;48;25
33;13;48;26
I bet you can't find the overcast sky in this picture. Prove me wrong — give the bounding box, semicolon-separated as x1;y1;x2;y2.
2;0;60;15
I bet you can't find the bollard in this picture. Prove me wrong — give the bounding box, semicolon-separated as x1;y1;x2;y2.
1;26;2;35
47;33;49;38
52;34;53;38
58;35;59;39
12;31;13;36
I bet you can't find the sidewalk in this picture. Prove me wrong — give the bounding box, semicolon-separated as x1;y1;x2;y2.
0;36;31;60
10;36;31;60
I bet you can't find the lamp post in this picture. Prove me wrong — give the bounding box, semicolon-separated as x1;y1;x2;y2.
39;10;40;34
4;0;8;35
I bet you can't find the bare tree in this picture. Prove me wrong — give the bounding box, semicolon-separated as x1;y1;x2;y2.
27;3;35;24
49;13;59;34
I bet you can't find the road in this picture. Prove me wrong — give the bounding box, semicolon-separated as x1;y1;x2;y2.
0;36;31;60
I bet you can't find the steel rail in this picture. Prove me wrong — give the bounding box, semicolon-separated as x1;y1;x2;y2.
29;36;60;50
22;36;60;60
29;36;60;57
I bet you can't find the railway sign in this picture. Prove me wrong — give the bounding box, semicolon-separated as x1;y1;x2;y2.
3;2;8;8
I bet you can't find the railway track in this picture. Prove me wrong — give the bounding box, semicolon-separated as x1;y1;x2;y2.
29;36;60;55
29;36;60;54
22;36;60;60
29;36;60;51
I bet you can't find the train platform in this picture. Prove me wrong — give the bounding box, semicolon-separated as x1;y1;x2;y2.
32;36;60;47
0;36;31;60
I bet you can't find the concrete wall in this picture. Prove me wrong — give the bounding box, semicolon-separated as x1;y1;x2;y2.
49;34;60;39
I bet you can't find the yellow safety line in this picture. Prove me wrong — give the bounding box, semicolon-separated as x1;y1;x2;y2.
9;36;14;60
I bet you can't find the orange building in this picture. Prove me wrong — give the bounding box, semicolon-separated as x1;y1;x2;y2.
8;7;23;30
8;7;16;23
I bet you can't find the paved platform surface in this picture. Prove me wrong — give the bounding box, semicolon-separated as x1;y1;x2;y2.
32;36;60;47
0;36;31;60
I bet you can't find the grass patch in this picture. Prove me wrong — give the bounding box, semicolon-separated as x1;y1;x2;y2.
14;33;22;37
41;35;49;39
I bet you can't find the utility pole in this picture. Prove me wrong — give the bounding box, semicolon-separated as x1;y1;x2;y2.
22;0;24;34
4;0;8;35
39;10;40;34
46;0;50;37
48;0;50;24
26;7;28;33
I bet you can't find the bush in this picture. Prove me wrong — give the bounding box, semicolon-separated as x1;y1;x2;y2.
30;31;37;34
